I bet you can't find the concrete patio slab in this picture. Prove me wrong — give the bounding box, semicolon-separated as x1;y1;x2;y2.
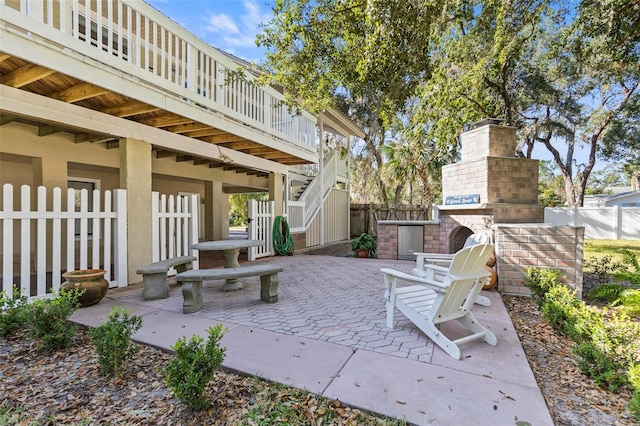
221;325;356;395
69;254;552;425
324;349;553;426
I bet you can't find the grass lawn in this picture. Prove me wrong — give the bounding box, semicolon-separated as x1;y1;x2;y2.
583;239;640;285
584;239;640;264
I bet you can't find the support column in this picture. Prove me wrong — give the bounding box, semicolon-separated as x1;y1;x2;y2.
269;173;284;217
205;181;224;240
119;138;152;284
318;118;325;245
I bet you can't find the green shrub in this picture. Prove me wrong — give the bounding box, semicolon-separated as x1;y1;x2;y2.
584;254;623;285
615;289;640;317
617;249;640;286
586;283;626;302
627;364;640;421
540;284;585;339
160;324;226;410
524;267;561;308
574;312;640;392
27;289;82;350
0;286;29;337
89;307;143;376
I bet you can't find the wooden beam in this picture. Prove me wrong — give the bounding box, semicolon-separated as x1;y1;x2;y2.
193;159;213;165
155;150;176;159
184;128;226;138
137;114;193;127
1;115;17;126
50;83;110;103
214;140;258;149
175;155;193;162
74;133;114;143
38;125;62;136
241;147;276;155
101;101;160;118
106;140;120;149
164;122;212;134
1;64;55;88
0;53;10;63
201;134;249;144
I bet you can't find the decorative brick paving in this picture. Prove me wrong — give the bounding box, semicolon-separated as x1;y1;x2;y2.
115;255;493;363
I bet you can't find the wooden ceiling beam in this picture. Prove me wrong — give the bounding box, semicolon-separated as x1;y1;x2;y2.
106;140;120;149
155;150;176;159
184;128;226;138
175;155;194;162
164;122;212;134
193;159;214;166
137;114;193;127
38;125;62;136
74;133;115;143
201;134;248;144
0;115;17;126
0;53;10;63
214;140;257;149
101;101;160;118
1;64;55;88
50;83;110;103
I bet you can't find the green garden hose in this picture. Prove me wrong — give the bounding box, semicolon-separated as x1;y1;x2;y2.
272;215;295;256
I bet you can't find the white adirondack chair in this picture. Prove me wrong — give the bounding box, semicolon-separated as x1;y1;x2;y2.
411;233;492;307
382;243;497;360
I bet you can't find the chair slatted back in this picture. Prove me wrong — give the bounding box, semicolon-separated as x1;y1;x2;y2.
429;244;494;323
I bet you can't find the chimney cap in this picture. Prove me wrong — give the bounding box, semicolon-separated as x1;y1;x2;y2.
471;118;504;129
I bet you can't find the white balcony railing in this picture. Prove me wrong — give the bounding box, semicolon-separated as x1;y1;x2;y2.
1;0;317;151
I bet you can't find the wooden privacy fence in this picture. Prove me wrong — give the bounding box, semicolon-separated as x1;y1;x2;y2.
350;204;435;237
151;192;199;268
1;184;127;300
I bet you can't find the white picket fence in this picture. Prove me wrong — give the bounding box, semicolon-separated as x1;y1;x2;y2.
247;200;274;260
151;192;199;269
1;184;128;300
544;206;640;240
1;185;201;301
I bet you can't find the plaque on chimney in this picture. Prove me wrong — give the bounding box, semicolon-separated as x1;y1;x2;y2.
444;194;480;205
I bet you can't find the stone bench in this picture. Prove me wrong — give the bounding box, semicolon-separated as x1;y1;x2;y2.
175;263;283;314
137;256;197;300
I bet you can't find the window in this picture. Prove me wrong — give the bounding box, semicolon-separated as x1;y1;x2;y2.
68;178;101;237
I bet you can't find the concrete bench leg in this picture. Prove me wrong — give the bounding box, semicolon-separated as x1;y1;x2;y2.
182;280;203;314
260;273;279;303
142;273;169;300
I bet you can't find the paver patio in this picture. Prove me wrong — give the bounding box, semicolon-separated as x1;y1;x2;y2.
73;254;553;425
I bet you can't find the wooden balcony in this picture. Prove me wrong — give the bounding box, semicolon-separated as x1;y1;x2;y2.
0;0;318;168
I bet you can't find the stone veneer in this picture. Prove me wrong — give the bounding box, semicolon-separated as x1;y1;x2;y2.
492;224;584;297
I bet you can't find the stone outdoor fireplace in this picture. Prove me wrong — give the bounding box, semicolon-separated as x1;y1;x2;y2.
377;120;584;296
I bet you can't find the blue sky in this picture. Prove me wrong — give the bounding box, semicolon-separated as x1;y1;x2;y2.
146;0;271;64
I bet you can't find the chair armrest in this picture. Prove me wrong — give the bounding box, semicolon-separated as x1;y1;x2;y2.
414;253;454;270
381;268;448;291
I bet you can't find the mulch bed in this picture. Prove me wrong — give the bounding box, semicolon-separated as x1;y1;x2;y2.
504;295;635;426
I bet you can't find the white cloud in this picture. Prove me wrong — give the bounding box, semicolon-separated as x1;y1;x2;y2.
206;13;239;34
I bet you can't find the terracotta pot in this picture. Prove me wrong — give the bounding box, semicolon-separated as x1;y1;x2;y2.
61;269;109;307
355;249;369;258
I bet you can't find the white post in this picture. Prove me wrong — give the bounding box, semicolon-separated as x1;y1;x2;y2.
614;205;622;240
36;186;47;296
113;189;128;287
52;188;62;290
318;117;325;245
2;184;14;298
189;194;199;269
151;192;159;262
20;185;30;297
